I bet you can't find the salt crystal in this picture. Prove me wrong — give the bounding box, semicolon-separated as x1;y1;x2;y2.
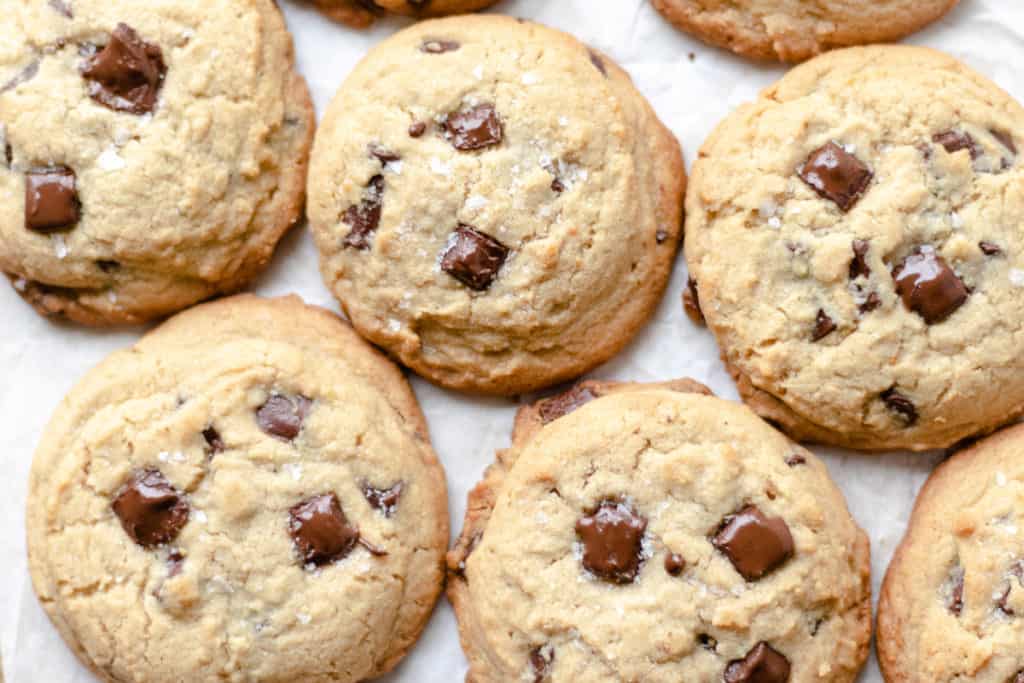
296;612;311;625
97;147;126;171
950;212;964;229
52;234;68;259
465;195;488;210
472;65;484;80
194;510;208;523
522;72;539;85
997;471;1008;486
430;157;451;176
1010;269;1024;288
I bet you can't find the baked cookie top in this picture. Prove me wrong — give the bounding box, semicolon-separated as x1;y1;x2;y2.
308;15;685;395
686;45;1024;451
878;423;1024;682
302;0;499;29
651;0;959;62
0;0;313;325
448;383;871;682
26;295;448;683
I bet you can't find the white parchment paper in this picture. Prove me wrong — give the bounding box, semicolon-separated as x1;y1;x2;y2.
4;1;1024;679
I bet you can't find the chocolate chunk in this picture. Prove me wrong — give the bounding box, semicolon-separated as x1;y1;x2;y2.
288;493;360;566
362;482;403;517
96;259;120;273
992;129;1017;155
1;60;40;94
202;426;224;454
442;104;503;151
342;175;385;250
81;24;166;115
798;142;873;212
664;553;686;576
25;167;80;232
368;143;400;163
539;385;598;424
785;454;806;467
811;309;836;341
980;241;1003;256
256;394;311;441
849;240;871;280
859;291;881;314
575;500;648;584
550;177;565;193
588;50;608;77
881;387;918;425
530;646;554;683
948;566;964;615
892;246;968;324
48;0;73;17
933;130;981;159
112;469;189;548
698;634;718;651
408;121;427;138
712;505;794;581
725;642;791;683
4;141;11;167
440;224;509;290
684;276;705;326
421;39;460;54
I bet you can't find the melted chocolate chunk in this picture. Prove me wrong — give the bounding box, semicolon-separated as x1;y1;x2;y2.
342;175;385;250
948;567;965;615
408;121;427;138
933;130;981;159
362;482;403;517
684;276;705;326
664;553;686;576
112;469;189;548
421;39;460;54
202;426;225;454
588;50;608;77
530;646;554;683
440;224;509;290
81;24;166;115
892;246;968;324
575;500;647;584
25;167;80;232
368;143;400;163
712;505;794;581
256;394;311;441
881;387;918;425
442;104;503;151
980;241;1003;256
724;642;791;683
798;142;873;212
849;240;871;280
538;385;598;424
1;60;40;94
811;309;836;341
288;493;359;566
785;454;806;467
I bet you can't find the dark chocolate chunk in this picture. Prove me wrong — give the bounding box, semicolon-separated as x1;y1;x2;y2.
849;240;871;280
933;130;981;159
442;104;503;151
530;646;554;683
1;60;40;94
440;224;509;290
664;553;686;576
798;142;873;212
256;394;312;441
362;482;403;517
712;505;794;581
112;468;189;548
288;493;360;566
408;121;427;138
550;177;565;193
539;385;598;424
342;175;385;250
588;50;607;77
811;309;835;341
948;566;965;615
881;387;918;425
725;642;791;683
48;0;73;17
575;500;647;584
684;276;705;326
785;454;806;467
421;39;460;54
892;246;968;324
980;241;1003;256
25;166;80;232
368;143;400;164
202;426;224;454
81;24;166;115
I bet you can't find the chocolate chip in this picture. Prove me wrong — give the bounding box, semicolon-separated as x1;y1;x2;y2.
440;224;509;290
664;553;686;576
96;259;120;273
550;177;565;193
948;566;965;615
992;129;1017;155
112;469;189;548
1;60;40;94
698;633;717;651
684;276;705;326
849;240;871;280
881;387;918;425
539;385;598;424
712;505;794;581
785;454;806;467
368;143;400;164
81;24;166;115
588;50;608;77
859;291;881;314
798;142;873;212
362;482;403;517
256;394;311;441
25;166;80;233
288;493;359;566
421;39;460;54
529;646;554;683
202;426;224;454
342;175;385;250
48;0;73;17
725;642;791;683
408;121;427;138
980;241;1003;256
892;246;968;324
933;130;981;159
811;309;835;341
575;500;647;584
442;104;503;151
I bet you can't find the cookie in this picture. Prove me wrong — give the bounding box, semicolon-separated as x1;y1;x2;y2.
26;294;449;682
685;45;1024;451
301;0;500;29
308;15;685;395
651;0;959;62
877;423;1024;682
448;381;871;682
0;1;314;325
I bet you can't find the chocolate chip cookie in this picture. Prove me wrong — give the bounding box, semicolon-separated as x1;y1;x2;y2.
300;0;499;29
0;1;314;325
651;0;959;62
448;381;871;682
878;423;1024;682
26;295;449;682
686;45;1024;451
308;15;686;395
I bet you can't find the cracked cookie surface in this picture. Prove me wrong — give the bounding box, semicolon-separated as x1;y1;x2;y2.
685;45;1024;451
0;0;313;325
878;423;1024;682
308;15;686;395
448;381;871;682
300;0;499;29
26;294;449;682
